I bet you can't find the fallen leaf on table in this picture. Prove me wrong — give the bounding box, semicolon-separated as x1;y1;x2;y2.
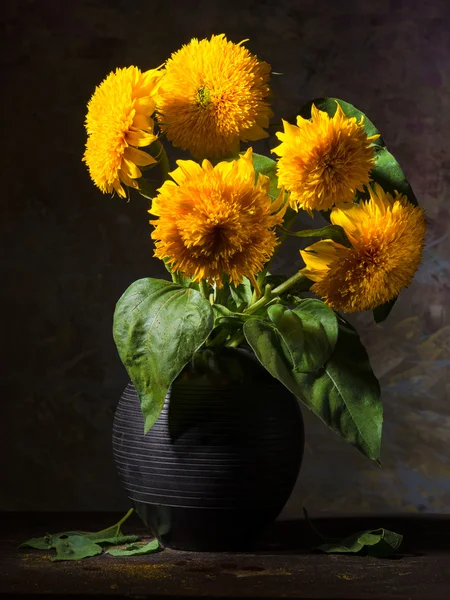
106;539;160;557
19;508;140;560
303;508;403;558
317;528;403;557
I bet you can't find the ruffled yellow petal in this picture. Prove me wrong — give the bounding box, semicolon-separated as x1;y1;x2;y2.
83;65;161;197
135;97;157;114
299;186;426;312
149;153;285;287
273;103;379;212
300;240;342;279
170;160;204;185
156;34;272;159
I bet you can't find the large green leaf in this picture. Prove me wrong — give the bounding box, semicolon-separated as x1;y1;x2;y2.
244;320;382;460
295;299;339;353
267;305;305;369
267;305;332;373
371;147;418;206
113;278;214;431
298;97;385;147
267;301;339;374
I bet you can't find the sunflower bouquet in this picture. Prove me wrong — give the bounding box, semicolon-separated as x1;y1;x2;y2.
84;34;426;462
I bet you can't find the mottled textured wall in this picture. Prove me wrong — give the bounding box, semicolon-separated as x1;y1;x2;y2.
2;0;449;514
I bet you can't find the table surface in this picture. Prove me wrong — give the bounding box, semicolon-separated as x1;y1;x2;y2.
1;512;449;599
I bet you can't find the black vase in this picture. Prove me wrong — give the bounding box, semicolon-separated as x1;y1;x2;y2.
112;347;304;551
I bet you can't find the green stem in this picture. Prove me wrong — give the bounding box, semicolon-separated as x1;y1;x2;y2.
249;207;298;306
226;331;246;348
117;508;134;529
225;273;309;349
206;328;231;348
245;272;309;315
199;280;210;300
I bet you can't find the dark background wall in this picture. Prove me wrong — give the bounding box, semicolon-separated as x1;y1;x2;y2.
2;0;449;514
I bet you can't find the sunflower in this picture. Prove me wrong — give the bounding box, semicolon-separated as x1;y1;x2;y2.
273;103;379;213
156;34;272;160
84;66;162;198
299;184;426;312
149;148;286;288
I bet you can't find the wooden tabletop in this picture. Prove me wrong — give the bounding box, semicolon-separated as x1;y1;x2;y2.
2;512;449;599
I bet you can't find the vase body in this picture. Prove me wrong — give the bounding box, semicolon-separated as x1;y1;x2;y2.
112;348;304;551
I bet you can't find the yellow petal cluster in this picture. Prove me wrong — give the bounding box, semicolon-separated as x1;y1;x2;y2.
273;103;379;213
156;34;272;160
149;149;286;287
300;184;426;312
84;66;162;198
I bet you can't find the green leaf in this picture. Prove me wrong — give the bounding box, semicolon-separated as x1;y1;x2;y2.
294;299;339;354
284;224;350;247
229;277;253;310
244;320;382;460
371;147;418;206
267;305;304;369
298;97;385;147
113;278;214;432
138;178;159;200
251;153;280;200
20;535;53;550
373;297;397;324
318;528;403;557
267;303;337;374
106;539;160;557
292;310;333;373
20;510;139;553
52;535;103;562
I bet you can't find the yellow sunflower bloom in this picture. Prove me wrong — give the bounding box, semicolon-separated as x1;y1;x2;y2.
299;184;426;312
273;103;379;213
149;148;286;288
156;34;272;160
84;66;162;198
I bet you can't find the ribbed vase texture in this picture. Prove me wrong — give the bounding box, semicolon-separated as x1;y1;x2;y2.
112;349;304;550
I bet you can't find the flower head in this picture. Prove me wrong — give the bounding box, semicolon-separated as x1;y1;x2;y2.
273;103;379;213
300;184;426;312
150;149;285;287
84;66;162;198
156;34;272;160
